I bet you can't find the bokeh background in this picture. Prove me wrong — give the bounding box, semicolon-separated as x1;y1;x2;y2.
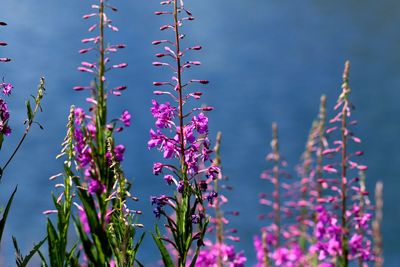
1;0;399;266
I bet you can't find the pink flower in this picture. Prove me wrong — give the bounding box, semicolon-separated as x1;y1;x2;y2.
119;110;131;127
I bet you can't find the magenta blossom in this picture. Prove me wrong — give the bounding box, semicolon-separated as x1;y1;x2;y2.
119;110;131;127
1;82;12;96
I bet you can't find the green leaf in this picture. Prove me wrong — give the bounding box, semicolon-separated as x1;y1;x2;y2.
46;219;60;266
152;225;174;267
37;249;49;267
133;232;145;254
73;215;96;263
19;237;47;267
26;100;33;122
131;232;145;265
65;243;79;267
0;186;17;243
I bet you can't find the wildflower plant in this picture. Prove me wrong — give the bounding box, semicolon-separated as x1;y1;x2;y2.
149;0;220;266
44;0;143;266
315;61;373;266
254;123;305;267
254;61;377;267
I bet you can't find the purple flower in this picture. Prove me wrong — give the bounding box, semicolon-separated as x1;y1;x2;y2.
148;129;164;149
206;165;221;180
192;112;208;134
74;107;85;125
114;144;125;162
1;83;12;96
197;243;246;267
0;98;11;136
177;180;184;193
349;233;362;254
153;162;164;175
151;195;169;208
151;100;175;129
191;214;201;224
162;139;177;159
79;209;90;234
88;179;105;195
119;110;131;127
73;128;92;168
206;191;218;205
163;174;174;185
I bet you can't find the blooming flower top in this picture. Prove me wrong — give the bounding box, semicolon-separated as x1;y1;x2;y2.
149;1;220;266
73;0;131;191
317;61;373;265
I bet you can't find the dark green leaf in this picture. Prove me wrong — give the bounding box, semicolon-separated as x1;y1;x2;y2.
152;225;174;267
19;237;47;267
0;186;17;242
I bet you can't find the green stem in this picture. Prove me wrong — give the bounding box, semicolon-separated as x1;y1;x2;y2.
2;78;45;175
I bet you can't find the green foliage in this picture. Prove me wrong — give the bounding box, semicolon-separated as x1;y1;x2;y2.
0;186;17;244
152;225;174;267
13;236;46;267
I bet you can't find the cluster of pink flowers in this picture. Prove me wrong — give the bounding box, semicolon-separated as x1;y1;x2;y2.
149;0;218;223
197;242;247;267
253;62;376;266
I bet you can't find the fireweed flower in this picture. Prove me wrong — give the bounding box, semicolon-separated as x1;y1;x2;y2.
45;1;142;266
149;0;220;266
254;123;308;266
196;132;247;267
315;61;374;265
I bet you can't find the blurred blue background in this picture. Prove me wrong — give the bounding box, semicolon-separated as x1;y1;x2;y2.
0;0;399;266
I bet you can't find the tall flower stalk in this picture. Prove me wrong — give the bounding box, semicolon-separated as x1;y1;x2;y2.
309;61;373;266
373;181;383;267
44;1;143;265
254;123;302;267
149;1;218;266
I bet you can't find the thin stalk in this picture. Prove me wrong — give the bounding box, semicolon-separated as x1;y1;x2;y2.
96;0;109;230
271;123;280;248
358;170;367;267
213;132;223;267
173;1;191;266
340;61;350;266
373;181;383;267
261;230;270;267
299;121;317;252
173;0;188;181
316;95;326;199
